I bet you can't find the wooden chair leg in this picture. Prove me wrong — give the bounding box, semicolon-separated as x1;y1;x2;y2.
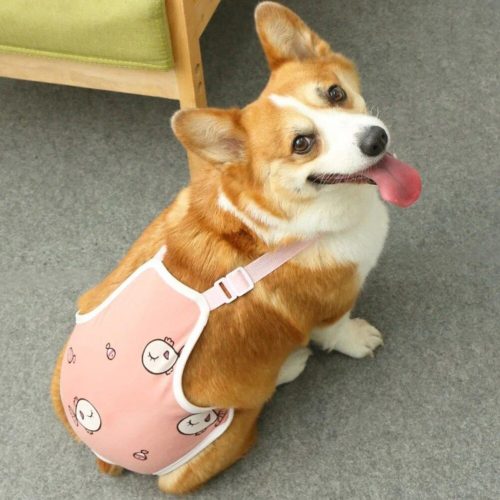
166;0;210;176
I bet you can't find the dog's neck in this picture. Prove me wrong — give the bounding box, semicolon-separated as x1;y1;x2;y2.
186;163;387;277
215;182;383;246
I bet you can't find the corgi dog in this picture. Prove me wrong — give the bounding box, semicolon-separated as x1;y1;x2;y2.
51;1;421;494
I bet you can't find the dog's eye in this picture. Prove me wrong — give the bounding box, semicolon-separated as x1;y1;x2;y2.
327;85;347;104
292;135;315;155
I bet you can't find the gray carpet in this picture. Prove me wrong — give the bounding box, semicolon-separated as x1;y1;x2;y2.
1;1;498;498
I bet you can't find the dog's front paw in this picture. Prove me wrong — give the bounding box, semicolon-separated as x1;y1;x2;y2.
335;319;383;358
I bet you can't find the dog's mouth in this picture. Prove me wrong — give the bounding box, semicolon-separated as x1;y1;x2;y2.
307;173;376;186
307;153;422;208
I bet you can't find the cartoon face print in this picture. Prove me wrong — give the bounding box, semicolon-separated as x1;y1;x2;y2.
142;337;180;375
177;409;226;436
105;343;116;360
66;347;76;364
68;397;102;434
133;450;149;461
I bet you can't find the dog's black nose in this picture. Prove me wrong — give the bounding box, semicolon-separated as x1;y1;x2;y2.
359;126;388;157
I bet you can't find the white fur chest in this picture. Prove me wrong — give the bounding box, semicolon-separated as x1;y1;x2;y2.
264;188;389;284
219;186;389;284
317;197;389;283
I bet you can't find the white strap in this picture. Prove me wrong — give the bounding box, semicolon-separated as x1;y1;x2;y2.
154;245;167;261
202;237;318;311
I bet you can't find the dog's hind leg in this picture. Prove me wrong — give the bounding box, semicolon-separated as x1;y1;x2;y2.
276;347;312;385
157;408;259;495
52;346;125;476
96;459;123;476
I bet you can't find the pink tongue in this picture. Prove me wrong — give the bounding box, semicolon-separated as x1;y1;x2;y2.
363;154;422;208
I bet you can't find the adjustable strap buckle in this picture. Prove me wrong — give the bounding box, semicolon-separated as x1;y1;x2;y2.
213;267;254;304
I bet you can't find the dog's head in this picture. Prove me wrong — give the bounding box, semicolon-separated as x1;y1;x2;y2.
172;2;421;242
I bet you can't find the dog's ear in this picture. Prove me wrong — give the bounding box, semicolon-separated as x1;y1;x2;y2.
171;108;246;165
255;2;333;70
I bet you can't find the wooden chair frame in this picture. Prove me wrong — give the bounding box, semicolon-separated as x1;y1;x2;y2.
0;0;221;174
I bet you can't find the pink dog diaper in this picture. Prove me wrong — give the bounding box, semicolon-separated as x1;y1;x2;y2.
60;240;315;475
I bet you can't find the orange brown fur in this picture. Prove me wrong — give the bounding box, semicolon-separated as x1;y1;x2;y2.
52;171;359;491
52;2;369;494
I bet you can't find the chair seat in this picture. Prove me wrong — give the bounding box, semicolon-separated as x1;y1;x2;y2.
0;0;173;70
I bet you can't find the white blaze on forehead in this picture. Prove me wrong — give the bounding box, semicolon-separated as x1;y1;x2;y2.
268;94;389;175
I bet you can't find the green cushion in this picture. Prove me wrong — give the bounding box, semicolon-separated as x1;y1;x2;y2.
0;0;174;70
